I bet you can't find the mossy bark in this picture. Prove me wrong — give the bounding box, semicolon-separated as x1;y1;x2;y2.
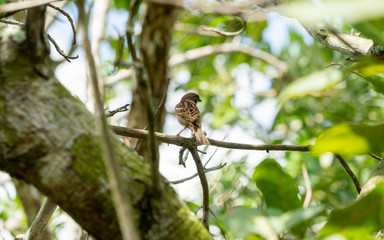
0;25;211;240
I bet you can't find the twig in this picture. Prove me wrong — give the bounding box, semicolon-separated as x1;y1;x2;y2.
179;147;188;167
47;34;79;62
21;198;56;240
77;1;139;240
0;18;24;26
169;43;288;76
0;19;77;62
204;138;223;168
189;147;210;229
47;3;76;45
170;163;226;184
111;125;311;152
202;15;247;37
369;152;383;161
335;154;361;194
302;161;312;208
105;103;130;118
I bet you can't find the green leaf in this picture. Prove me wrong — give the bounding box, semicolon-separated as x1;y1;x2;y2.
351;124;384;155
279;0;384;25
253;159;301;211
269;205;326;234
318;183;384;239
223;207;278;240
312;124;370;157
278;68;343;103
223;205;325;239
348;59;384;94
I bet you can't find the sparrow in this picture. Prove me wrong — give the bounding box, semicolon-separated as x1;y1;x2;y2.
175;92;210;145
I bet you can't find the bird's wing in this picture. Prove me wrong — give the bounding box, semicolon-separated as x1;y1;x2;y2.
175;101;200;123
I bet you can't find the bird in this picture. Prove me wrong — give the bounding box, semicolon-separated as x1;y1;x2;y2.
175;92;210;145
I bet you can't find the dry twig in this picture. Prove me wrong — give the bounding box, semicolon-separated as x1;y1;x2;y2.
106;103;130;118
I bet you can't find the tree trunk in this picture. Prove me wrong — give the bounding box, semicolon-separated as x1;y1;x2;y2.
127;2;180;158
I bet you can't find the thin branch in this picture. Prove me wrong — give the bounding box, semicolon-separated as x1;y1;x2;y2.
0;18;24;26
22;198;56;240
170;163;226;184
335;154;361;194
169;42;288;76
189;147;210;230
179;147;188;167
0;0;63;13
369;152;383;161
47;34;79;62
302;161;312;208
77;1;139;240
0;19;78;62
48;3;77;45
202;15;247;37
105;104;130;118
110;125;311;152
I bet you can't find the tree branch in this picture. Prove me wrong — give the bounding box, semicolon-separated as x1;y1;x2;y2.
306;25;374;58
15;198;57;240
110;125;311;152
170;163;226;184
189;147;210;230
335;154;361;194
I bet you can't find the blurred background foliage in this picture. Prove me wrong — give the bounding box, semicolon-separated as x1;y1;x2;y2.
1;0;384;239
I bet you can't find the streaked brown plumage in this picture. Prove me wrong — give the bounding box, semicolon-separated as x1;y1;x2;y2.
175;92;210;145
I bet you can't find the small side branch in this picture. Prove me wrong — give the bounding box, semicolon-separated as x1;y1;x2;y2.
15;198;57;240
202;15;247;37
170;163;226;184
189;147;210;230
105;103;130;118
47;34;79;62
48;3;77;45
335;154;361;194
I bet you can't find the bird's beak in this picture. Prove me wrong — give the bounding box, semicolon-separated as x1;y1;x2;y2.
197;97;202;102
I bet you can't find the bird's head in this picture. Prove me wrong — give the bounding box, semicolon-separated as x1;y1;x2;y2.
181;92;202;104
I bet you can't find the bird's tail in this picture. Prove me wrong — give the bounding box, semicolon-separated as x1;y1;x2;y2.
194;129;210;145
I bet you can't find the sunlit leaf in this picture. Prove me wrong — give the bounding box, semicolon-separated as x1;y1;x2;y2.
279;0;384;25
349;59;384;94
318;183;384;239
312;124;370;157
253;159;301;211
351;124;384;154
223;207;278;240
278;68;343;103
269;205;326;234
223;205;325;239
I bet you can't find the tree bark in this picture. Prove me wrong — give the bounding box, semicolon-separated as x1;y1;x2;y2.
127;2;180;158
0;25;210;240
